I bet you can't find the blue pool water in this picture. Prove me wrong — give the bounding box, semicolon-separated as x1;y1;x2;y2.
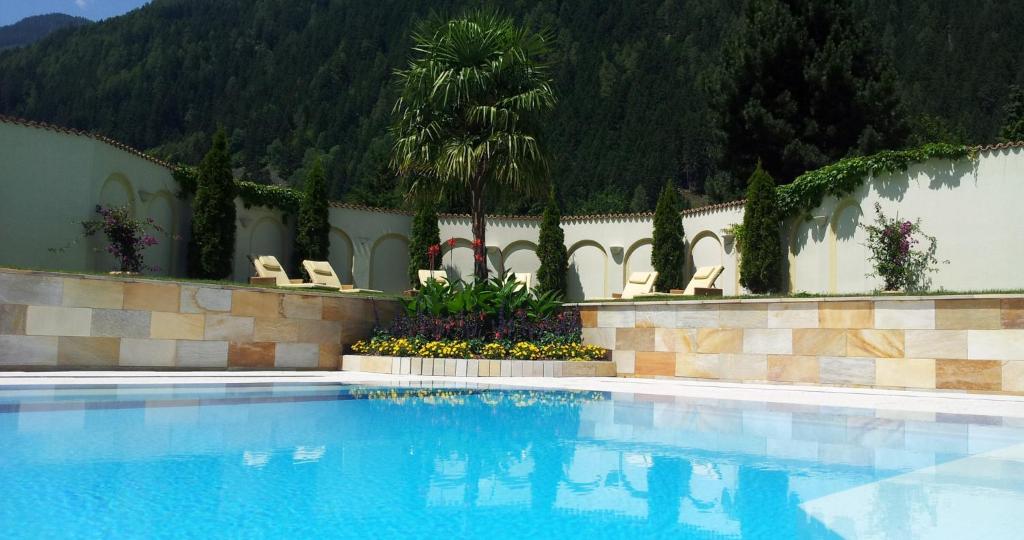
2;383;1024;539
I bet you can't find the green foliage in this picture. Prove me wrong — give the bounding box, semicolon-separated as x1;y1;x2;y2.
403;271;563;322
651;181;685;291
709;0;909;199
739;164;782;294
536;189;568;295
861;202;941;292
191;129;236;279
776;143;972;218
294;158;330;268
173;165;301;213
629;184;648;212
1000;85;1024;143
408;203;441;288
391;11;556;281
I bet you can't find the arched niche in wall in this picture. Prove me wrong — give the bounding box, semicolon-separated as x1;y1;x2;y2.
830;199;872;293
143;191;176;276
92;173;137;271
688;231;723;277
622;238;654;284
442;237;473;282
566;240;607;301
249;216;287;271
329;228;355;286
501;240;540;278
788;217;829;294
370;233;411;293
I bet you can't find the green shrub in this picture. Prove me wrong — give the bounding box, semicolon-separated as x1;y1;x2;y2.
651;180;685;291
191;129;236;279
536;189;568;295
294;158;330;270
739;164;782;294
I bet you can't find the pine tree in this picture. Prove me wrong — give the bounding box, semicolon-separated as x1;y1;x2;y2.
294;157;330;271
651;181;685;292
739;163;782;294
709;0;908;199
408;202;441;288
191;129;236;279
536;188;568;296
1000;85;1024;142
629;184;648;212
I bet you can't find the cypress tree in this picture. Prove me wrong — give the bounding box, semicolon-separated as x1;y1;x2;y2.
408;202;441;288
999;85;1024;142
739;163;782;294
191;129;236;279
295;157;330;270
536;188;568;296
651;181;685;292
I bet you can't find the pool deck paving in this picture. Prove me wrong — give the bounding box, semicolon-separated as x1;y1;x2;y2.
3;370;1024;418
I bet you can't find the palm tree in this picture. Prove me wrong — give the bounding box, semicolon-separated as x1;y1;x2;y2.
391;11;556;281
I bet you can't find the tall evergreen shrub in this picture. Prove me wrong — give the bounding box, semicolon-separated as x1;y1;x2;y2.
536;188;568;295
295;158;330;270
651;181;685;291
739;164;782;293
408;202;441;287
1000;85;1024;142
191;129;236;279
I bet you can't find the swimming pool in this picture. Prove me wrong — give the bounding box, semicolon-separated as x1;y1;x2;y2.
1;383;1023;539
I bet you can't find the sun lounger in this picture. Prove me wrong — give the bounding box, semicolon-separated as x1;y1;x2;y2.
302;260;382;293
593;271;658;300
252;255;324;288
418;269;449;286
513;272;532;290
683;265;724;295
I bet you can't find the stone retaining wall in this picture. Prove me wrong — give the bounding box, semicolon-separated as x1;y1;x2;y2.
0;269;399;369
580;296;1024;394
342;355;616;377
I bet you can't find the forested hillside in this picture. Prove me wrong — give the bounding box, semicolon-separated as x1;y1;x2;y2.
0;0;1021;213
0;14;90;50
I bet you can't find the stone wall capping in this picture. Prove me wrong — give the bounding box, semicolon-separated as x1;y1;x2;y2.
341;355;616;377
569;292;1024;309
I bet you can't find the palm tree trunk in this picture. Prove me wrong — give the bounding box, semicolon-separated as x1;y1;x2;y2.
471;180;488;282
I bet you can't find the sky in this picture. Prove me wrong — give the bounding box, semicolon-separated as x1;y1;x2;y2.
1;0;151;26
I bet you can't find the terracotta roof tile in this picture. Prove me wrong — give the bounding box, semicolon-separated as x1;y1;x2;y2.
975;141;1024;152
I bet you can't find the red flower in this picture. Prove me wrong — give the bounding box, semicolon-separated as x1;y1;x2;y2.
447;238;457;248
427;244;441;257
474;253;484;263
471;238;483;249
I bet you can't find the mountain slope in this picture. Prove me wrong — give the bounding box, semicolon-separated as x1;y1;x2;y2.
0;0;1021;213
0;13;90;50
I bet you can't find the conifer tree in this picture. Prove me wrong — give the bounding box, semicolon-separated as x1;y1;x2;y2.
739;163;782;294
191;129;236;279
536;188;568;296
999;85;1024;143
408;202;441;288
295;157;330;270
651;181;685;292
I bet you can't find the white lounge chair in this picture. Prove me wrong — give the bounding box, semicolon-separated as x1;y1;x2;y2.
683;265;724;295
252;255;323;288
302;260;381;293
612;271;658;299
418;269;449;286
513;272;532;290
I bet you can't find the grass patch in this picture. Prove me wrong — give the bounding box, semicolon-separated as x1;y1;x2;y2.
575;288;1024;303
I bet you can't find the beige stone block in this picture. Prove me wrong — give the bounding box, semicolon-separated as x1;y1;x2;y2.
180;286;231;313
654;328;695;352
0;304;27;335
92;309;150;338
582;327;616;349
317;342;341;370
767;355;819;383
340;355;361;371
598;306;635;328
719;304;768;328
227;341;275;368
720;353;767;381
904;330;967;359
283;294;323;320
743;329;793;355
1001;299;1024;329
675;353;720;379
935;299;1001;330
477;358;490;376
847;329;904;358
253;318;302;342
231;290;282;318
793;328;846;356
123;282;180;312
819;301;873;329
697;328;743;353
275;342;319;368
119;338;175;367
299;320;342;345
62;278;123;309
876;358;935;389
766;302;819;328
204;315;254;341
874;300;935;329
151;312;205;340
1002;361;1024;392
176;340;227;367
635;306;674;328
58;336;119;367
820;357;875;385
612;350;635;374
489;360;501;377
580;307;598;328
616;327;654;351
25;306;91;336
0;335;58;365
0;272;63;305
635;351;675;377
936;359;1002;391
675;305;719;329
322;297;368;322
967;330;1024;361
